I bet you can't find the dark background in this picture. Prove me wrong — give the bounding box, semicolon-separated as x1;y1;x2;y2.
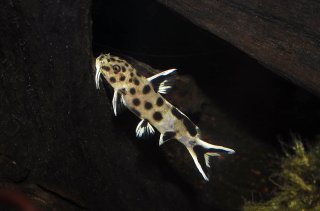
0;0;319;210
92;0;320;209
93;0;320;143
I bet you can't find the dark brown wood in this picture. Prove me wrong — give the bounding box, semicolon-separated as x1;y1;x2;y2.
158;0;320;96
0;1;195;210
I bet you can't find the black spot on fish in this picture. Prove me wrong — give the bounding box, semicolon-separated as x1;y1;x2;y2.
131;108;141;117
133;98;140;106
102;66;110;71
134;79;140;86
163;131;176;141
130;88;136;95
120;75;126;81
110;77;116;83
189;140;197;146
130;72;134;77
137;72;141;77
144;101;152;110
142;85;151;94
156;97;164;106
110;58;115;61
107;59;110;62
121;66;126;72
129;79;132;83
171;107;184;119
183;117;197;137
153;112;163;121
125;63;129;67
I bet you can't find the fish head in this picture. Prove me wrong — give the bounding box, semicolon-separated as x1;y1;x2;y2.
95;53;133;90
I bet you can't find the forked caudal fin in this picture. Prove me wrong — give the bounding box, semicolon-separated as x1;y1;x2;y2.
187;139;235;181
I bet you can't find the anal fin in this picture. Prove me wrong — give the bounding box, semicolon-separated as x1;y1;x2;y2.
159;131;176;146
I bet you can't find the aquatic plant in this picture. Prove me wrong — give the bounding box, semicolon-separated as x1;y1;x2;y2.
244;135;320;210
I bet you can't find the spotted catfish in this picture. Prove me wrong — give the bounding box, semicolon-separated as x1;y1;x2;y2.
95;53;235;181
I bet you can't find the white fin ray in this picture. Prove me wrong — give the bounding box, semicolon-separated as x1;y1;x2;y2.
95;68;102;89
112;90;127;116
147;68;177;94
147;68;177;81
121;94;127;107
136;119;155;138
159;134;168;146
159;134;173;146
159;131;176;146
197;139;235;154
204;152;221;168
187;147;209;181
158;79;173;94
159;134;165;146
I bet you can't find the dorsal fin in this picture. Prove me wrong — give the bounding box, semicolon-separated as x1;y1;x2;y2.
147;69;177;94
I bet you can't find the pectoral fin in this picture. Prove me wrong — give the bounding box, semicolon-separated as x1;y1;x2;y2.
112;89;127;116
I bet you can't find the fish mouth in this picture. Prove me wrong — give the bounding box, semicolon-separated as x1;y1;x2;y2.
95;53;112;89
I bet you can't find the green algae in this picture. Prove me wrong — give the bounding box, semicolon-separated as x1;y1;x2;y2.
244;136;320;211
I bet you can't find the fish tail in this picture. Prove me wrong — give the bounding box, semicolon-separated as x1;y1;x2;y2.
186;138;235;181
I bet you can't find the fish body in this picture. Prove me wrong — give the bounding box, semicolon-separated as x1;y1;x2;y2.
95;53;235;181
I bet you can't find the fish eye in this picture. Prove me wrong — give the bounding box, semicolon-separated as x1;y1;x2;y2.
113;65;120;70
113;65;121;73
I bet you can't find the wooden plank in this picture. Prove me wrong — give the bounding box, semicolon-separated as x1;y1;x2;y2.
158;0;320;96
